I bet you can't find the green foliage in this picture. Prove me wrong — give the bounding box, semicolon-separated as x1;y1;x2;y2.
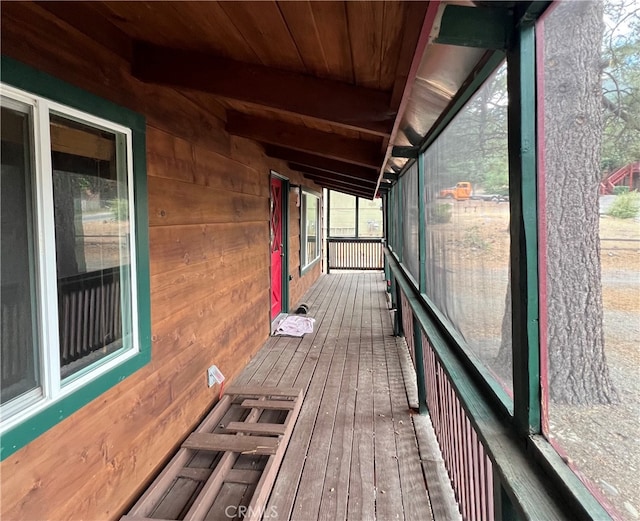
601;0;640;173
463;226;490;251
483;164;509;195
109;198;129;221
613;185;630;195
607;191;640;218
431;203;452;223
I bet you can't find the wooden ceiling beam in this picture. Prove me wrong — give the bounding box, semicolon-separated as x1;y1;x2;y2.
35;2;132;61
290;163;378;188
308;177;373;199
132;41;394;137
227;112;382;169
265;146;378;180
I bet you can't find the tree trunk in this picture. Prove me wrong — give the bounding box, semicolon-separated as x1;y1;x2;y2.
543;0;617;404
494;1;617;405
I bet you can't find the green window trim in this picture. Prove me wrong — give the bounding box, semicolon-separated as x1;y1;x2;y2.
0;56;151;461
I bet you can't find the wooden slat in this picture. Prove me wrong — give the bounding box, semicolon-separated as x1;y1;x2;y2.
178;467;211;482
180;397;270;521
226;469;263;485
240;399;296;410
182;433;279;455
224;385;301;398
175;465;264;485
224;422;287;436
125;394;232;517
244;389;305;521
120;517;175;521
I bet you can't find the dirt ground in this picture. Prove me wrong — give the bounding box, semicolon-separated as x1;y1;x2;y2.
435;200;640;520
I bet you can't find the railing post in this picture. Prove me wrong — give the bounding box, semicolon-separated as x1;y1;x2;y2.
326;239;331;274
393;281;403;337
494;472;521;521
412;317;428;414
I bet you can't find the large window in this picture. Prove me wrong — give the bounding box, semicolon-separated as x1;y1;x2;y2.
538;2;640;518
328;191;383;238
0;60;149;459
301;189;320;272
422;62;512;395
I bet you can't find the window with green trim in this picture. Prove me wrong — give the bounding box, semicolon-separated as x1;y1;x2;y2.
0;61;150;459
300;189;320;271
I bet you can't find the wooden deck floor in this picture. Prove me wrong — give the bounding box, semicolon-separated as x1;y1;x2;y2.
232;272;436;521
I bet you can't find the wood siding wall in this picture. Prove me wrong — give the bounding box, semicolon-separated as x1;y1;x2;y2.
0;3;321;520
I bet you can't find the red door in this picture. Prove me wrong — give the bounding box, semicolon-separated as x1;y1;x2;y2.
270;177;283;320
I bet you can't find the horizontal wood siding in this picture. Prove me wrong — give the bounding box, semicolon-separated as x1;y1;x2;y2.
0;3;321;520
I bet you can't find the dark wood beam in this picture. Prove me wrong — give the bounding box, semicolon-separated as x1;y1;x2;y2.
132;41;394;137
290;164;377;188
310;178;373;199
227;112;382;169
265;146;378;180
36;2;132;61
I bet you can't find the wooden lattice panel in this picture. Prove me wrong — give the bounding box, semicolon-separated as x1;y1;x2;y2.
120;386;303;521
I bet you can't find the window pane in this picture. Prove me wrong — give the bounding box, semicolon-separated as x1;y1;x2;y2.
402;163;419;282
50;115;133;380
329;192;356;237
305;194;318;263
539;1;640;517
357;197;383;238
422;62;512;394
1;102;40;405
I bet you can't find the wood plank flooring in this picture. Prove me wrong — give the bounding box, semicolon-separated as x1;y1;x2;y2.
233;272;434;521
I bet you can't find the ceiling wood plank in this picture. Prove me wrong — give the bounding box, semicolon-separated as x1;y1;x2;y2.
35;1;132;61
389;2;431;110
379;1;409;91
289;163;378;187
264;146;379;180
226;112;382;169
347;1;385;89
277;1;330;78
308;1;354;84
132;42;394;137
217;0;304;70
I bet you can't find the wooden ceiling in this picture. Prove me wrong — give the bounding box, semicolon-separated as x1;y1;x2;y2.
38;1;438;198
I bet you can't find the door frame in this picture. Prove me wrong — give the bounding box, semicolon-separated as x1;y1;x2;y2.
270;171;290;324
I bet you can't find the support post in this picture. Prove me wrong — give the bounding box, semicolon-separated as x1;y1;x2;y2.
412;318;428;414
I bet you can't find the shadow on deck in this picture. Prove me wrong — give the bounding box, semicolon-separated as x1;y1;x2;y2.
232;272;458;521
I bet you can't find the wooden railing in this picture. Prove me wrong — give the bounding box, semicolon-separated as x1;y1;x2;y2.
1;284;33;394
58;267;122;370
326;237;383;273
422;329;495;521
386;249;571;521
1;267;123;391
